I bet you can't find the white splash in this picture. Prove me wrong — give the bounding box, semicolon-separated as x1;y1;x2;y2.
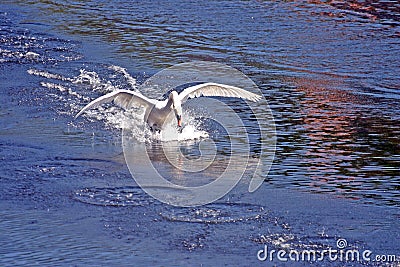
28;68;73;82
72;69;117;93
159;115;209;142
108;65;137;89
40;81;87;100
24;51;40;60
121;110;208;143
27;65;209;143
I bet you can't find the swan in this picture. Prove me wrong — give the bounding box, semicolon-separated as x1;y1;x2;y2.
75;82;261;131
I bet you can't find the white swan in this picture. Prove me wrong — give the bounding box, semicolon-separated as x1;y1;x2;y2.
75;82;261;130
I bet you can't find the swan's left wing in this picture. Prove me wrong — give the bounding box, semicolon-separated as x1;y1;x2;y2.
178;82;261;103
75;90;156;119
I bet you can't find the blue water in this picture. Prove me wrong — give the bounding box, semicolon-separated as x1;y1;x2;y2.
1;0;399;266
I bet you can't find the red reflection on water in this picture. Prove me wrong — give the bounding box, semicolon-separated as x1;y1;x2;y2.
292;77;363;193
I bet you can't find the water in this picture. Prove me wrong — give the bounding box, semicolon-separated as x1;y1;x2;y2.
1;0;399;266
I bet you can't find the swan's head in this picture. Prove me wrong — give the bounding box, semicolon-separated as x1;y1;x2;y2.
170;91;182;127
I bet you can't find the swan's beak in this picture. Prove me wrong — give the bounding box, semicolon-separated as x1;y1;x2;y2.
176;115;182;127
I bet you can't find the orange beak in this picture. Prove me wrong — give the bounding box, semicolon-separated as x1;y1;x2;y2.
176;115;182;127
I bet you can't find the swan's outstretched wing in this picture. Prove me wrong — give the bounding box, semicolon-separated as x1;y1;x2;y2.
178;82;261;103
75;90;156;118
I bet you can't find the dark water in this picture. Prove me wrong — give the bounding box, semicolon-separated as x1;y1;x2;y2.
1;0;399;266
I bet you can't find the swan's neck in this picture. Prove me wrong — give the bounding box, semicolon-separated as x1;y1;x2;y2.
155;92;174;113
166;94;174;108
168;91;180;109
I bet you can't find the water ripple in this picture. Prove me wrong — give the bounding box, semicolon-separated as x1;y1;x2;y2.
160;203;267;224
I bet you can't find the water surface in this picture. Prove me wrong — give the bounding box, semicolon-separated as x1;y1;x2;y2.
1;0;399;266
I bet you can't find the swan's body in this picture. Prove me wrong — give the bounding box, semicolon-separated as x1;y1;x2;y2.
75;82;261;130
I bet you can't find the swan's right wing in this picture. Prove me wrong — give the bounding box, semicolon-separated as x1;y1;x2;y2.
178;82;261;103
75;90;156;119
